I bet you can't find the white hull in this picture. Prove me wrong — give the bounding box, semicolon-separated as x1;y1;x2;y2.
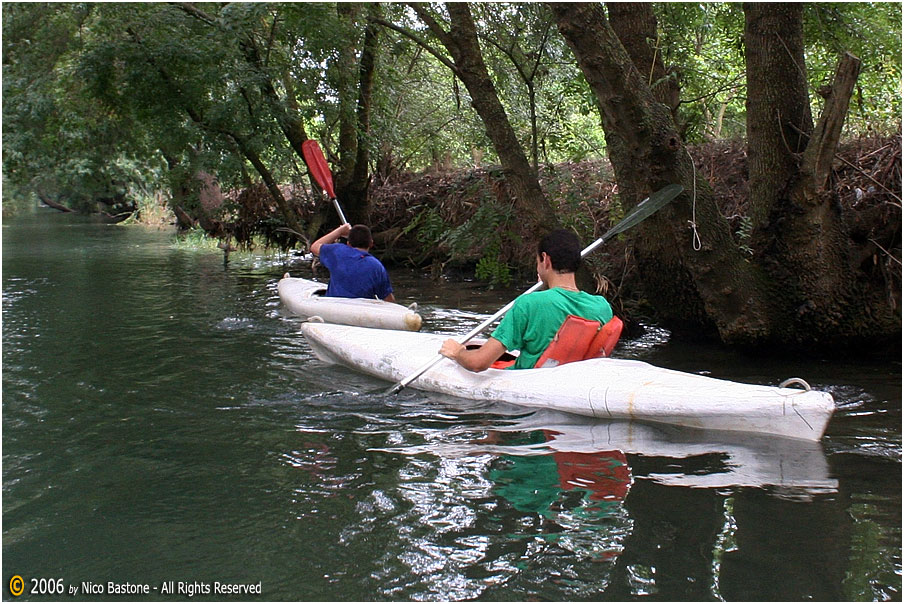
300;323;836;441
278;275;422;331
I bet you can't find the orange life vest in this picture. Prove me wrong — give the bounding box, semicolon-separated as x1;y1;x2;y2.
533;314;623;369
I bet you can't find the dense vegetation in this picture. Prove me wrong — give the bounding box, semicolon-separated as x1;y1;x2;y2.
3;3;901;349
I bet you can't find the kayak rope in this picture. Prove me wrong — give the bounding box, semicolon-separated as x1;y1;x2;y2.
304;315;325;323
686;147;702;251
780;377;816;431
779;377;812;391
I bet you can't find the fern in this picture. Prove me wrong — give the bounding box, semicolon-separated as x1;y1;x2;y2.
736;215;754;256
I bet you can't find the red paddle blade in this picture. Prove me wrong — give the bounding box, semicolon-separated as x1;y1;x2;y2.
302;139;336;199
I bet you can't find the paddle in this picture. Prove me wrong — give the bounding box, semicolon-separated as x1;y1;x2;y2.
386;183;684;395
302;139;349;225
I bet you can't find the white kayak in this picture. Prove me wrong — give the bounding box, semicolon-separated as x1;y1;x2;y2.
300;322;836;441
278;274;422;331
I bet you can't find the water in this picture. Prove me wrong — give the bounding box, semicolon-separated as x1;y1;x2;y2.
2;210;901;601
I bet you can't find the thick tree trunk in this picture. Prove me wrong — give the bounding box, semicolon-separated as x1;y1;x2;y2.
606;3;680;125
743;3;813;228
744;6;888;343
551;2;773;343
334;3;380;226
409;3;559;232
552;2;898;348
335;4;361;197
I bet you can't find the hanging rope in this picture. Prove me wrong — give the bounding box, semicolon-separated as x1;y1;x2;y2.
685;147;702;251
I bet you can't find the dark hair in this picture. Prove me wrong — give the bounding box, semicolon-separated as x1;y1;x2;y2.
538;229;581;273
348;224;373;249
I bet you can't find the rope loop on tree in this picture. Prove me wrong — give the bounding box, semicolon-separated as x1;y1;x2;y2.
685;147;702;251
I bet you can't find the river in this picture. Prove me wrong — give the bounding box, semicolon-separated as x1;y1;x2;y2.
2;210;901;601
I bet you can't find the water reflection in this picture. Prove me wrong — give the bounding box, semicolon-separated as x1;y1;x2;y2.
375;409;838;497
351;408;843;599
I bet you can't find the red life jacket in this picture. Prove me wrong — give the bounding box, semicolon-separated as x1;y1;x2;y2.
534;314;623;369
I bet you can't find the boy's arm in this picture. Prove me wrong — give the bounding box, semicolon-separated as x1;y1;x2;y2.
311;223;351;256
439;337;507;372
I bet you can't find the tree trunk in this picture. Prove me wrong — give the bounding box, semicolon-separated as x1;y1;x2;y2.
230;135;305;236
35;189;75;213
335;4;361;196
409;2;559;232
744;6;887;343
606;3;680;125
551;2;899;348
743;3;813;228
551;2;772;343
334;3;380;226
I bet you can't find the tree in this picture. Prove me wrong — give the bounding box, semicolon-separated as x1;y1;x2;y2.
118;5;306;237
375;3;559;232
550;2;898;348
475;3;557;172
331;3;381;225
2;4;157;214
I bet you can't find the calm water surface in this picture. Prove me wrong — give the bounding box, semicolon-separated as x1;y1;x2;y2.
2;211;901;601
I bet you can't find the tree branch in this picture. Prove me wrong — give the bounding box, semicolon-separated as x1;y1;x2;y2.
171;2;216;25
802;51;862;190
369;15;459;76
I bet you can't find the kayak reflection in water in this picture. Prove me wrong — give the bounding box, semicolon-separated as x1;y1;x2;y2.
440;229;613;371
311;223;396;302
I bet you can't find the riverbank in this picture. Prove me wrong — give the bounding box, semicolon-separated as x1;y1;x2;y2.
21;134;900;340
368;135;901;319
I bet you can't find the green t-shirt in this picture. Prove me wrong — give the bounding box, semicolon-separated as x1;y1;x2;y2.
491;287;613;370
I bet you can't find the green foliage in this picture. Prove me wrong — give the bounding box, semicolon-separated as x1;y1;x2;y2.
656;3;750;141
404;200;515;286
404;206;447;246
655;3;902;142
803;3;902;135
369;5;491;172
543;164;600;236
446;201;513;254
475;248;511;286
3;2;899;226
453;201;516;286
171;226;221;251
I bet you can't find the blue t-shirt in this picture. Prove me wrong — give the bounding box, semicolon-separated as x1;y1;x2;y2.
318;243;393;300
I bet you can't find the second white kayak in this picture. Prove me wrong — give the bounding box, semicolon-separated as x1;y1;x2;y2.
279;274;422;331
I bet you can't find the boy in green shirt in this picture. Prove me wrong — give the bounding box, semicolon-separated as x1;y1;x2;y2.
439;229;613;371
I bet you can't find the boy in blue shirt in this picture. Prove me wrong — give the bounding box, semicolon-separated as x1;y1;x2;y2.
311;224;395;301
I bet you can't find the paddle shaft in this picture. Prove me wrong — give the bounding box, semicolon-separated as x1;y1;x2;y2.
386;183;683;395
331;198;349;226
